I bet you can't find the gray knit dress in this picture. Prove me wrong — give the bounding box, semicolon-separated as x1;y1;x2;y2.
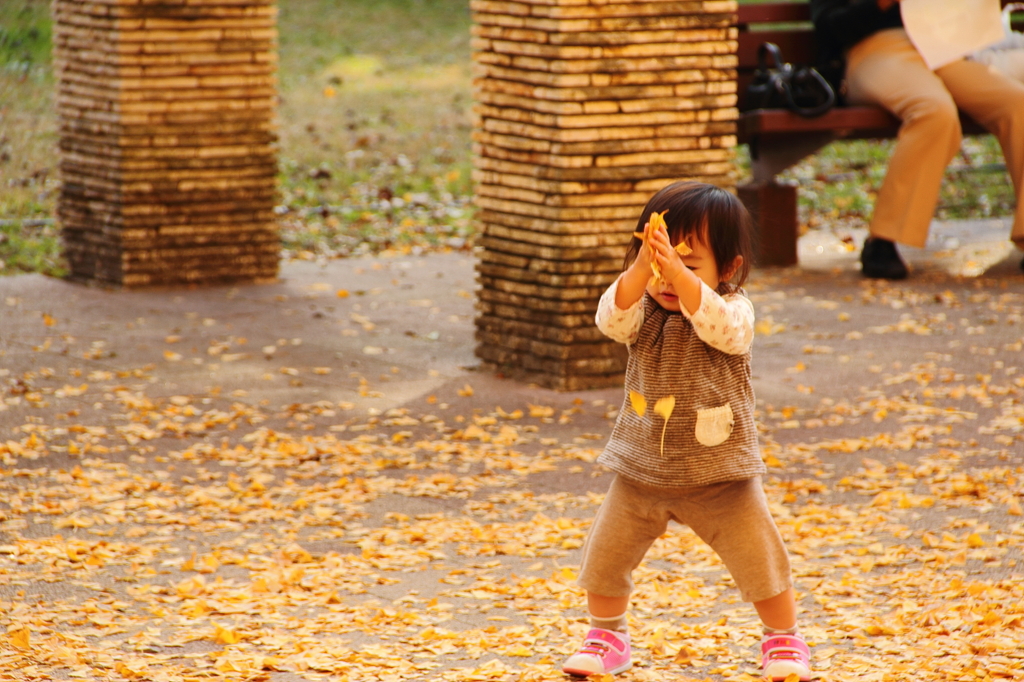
598;291;766;488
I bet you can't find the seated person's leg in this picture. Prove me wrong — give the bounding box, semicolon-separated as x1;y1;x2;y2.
941;58;1024;264
846;29;962;278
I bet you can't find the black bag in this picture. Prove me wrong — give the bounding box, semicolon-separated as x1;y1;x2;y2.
743;42;836;117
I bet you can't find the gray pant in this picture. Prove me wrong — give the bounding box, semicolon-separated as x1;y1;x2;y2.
577;475;792;603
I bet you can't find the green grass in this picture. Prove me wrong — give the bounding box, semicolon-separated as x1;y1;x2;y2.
737;136;1015;237
0;1;49;69
0;0;61;275
0;0;1016;276
273;0;475;258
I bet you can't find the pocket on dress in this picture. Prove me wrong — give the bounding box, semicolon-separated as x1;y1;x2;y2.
694;404;734;447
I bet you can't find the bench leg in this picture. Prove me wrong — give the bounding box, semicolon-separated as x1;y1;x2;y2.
737;181;798;267
749;133;835;185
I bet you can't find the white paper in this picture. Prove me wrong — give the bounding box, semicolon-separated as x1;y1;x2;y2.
901;0;1005;70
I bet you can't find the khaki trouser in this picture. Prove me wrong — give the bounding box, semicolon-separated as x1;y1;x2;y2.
577;475;792;604
845;28;1024;248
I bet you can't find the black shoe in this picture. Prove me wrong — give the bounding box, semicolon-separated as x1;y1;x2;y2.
860;237;908;280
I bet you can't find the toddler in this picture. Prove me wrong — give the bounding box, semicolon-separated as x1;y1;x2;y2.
562;181;812;680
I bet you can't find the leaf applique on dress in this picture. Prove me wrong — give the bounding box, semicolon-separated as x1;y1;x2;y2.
629;390;647;418
654;396;676;457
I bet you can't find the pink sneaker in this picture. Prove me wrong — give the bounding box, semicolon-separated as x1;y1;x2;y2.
761;632;812;681
562;628;632;676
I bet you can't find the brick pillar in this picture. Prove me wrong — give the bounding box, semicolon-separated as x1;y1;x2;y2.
471;0;738;390
53;0;280;288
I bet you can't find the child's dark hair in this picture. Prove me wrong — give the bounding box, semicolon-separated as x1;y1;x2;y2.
623;181;754;287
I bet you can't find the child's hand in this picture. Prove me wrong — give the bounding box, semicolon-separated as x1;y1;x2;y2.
650;225;689;283
631;222;656;277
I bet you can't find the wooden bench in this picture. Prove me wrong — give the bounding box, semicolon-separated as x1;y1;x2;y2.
736;0;1022;266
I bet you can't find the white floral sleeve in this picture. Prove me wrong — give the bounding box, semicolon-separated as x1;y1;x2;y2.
595;275;645;344
682;281;755;355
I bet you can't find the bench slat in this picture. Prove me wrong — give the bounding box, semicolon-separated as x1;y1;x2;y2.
738;107;898;141
739;108;987;141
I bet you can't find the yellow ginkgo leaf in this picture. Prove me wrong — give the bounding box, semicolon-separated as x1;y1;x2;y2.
214;624;242;644
8;626;29;650
648;209;669;233
674;240;692;256
629;390;647;418
528;403;554;418
115;662;143;678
